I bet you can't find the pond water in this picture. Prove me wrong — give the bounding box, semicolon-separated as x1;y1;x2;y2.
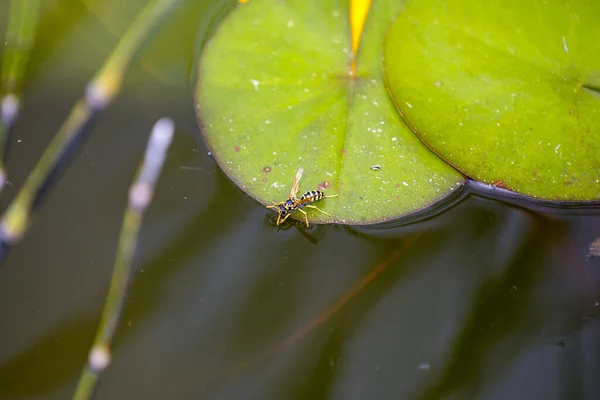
0;1;598;399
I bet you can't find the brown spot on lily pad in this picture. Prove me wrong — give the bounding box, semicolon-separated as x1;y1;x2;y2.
235;146;240;152
263;166;271;173
318;181;330;190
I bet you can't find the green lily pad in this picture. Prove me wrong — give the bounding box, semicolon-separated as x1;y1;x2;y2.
195;0;464;225
384;0;600;200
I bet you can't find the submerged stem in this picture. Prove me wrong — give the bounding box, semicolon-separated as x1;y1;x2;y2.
72;118;175;400
0;0;184;264
0;0;41;190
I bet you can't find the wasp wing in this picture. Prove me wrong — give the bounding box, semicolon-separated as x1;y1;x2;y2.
289;166;303;199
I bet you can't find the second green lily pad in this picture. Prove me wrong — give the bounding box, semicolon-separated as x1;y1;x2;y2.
384;0;600;200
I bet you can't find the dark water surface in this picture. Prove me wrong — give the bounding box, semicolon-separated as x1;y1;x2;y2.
0;1;599;399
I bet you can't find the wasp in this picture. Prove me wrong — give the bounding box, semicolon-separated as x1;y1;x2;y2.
266;167;338;227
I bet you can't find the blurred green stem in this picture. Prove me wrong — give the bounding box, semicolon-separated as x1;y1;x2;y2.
73;118;175;400
0;0;184;259
0;0;41;189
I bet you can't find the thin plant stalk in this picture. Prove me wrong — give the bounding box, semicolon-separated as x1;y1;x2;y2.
0;0;184;262
0;0;41;188
73;117;175;400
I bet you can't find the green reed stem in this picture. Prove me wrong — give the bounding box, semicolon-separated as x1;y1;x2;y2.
0;0;41;189
73;117;175;400
0;0;183;258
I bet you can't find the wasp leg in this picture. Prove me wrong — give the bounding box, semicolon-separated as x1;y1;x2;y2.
296;208;310;227
305;204;332;217
323;194;339;199
279;212;293;225
267;206;282;224
267;201;285;212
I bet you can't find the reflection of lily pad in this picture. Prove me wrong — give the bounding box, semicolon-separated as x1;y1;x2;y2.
195;0;464;225
384;0;600;200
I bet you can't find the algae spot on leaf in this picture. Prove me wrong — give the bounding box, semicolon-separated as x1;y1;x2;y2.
196;0;464;225
384;0;600;201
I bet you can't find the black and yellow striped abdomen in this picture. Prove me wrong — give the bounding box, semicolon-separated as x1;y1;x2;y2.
300;190;325;203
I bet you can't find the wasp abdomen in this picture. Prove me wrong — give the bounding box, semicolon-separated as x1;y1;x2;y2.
300;190;325;202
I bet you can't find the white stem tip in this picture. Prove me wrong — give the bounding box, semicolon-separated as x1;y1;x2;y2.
85;81;110;110
1;94;20;125
129;182;152;210
89;345;111;372
151;117;175;145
